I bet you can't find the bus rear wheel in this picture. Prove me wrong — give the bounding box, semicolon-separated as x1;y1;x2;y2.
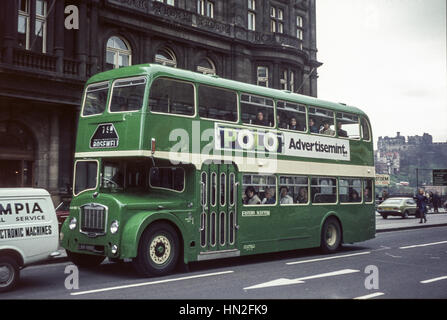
320;217;342;253
133;222;180;277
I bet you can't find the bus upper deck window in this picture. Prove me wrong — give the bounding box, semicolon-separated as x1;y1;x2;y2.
336;112;360;139
241;94;274;127
308;107;335;136
82;82;109;116
361;117;371;141
110;77;146;112
149;78;195;116
198;85;237;122
277;101;307;131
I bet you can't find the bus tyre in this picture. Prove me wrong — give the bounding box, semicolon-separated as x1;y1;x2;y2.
133;222;180;277
0;256;20;293
320;217;342;253
66;251;105;268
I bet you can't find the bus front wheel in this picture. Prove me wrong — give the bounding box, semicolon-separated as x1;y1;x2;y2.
133;222;180;277
320;217;342;253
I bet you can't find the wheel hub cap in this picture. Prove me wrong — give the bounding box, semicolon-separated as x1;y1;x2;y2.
0;265;13;286
149;235;171;265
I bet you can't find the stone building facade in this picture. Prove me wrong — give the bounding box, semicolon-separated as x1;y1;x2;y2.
0;0;321;200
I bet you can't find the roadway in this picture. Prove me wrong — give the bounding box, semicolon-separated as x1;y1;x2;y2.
2;224;447;301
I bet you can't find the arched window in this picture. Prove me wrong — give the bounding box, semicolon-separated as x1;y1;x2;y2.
196;57;216;75
106;36;132;69
155;48;177;67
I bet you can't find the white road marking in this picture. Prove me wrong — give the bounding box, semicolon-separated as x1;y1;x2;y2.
244;269;360;290
286;251;371;265
70;270;234;296
354;292;385;300
420;276;447;284
399;240;447;250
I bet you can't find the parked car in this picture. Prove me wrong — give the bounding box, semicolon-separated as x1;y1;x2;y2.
55;200;70;230
377;197;418;219
0;188;60;292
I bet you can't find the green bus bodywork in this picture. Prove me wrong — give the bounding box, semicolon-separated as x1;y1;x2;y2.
61;64;375;274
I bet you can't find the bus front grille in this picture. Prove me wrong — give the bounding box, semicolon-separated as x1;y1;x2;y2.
80;204;107;236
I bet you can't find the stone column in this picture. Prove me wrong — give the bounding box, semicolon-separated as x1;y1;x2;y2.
2;0;18;63
48;112;60;194
89;0;100;76
75;0;87;77
54;0;65;73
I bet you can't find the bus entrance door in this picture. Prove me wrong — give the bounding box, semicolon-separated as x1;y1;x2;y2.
198;163;239;260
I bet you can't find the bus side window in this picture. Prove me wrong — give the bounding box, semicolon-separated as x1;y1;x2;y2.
336;112;360;139
241;94;274;127
308;107;335;136
339;178;362;203
364;178;373;203
198;85;237;122
149;78;195;116
277;101;307;132
242;174;276;205
311;177;337;203
361;117;371;141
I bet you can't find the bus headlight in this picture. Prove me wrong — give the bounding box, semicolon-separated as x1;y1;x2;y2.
69;217;77;230
110;220;119;234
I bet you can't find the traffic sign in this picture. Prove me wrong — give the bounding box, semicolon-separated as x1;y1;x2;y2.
375;174;390;186
433;169;447;186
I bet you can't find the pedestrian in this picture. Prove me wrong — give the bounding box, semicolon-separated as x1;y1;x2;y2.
432;192;440;213
414;188;428;223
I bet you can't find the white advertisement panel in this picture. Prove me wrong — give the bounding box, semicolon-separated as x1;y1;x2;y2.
283;132;351;161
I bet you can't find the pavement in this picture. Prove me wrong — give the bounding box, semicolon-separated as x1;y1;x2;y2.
44;209;447;266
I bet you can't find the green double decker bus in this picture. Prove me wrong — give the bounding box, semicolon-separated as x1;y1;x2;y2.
60;64;375;276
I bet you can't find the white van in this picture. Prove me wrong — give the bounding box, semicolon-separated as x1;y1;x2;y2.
0;188;60;292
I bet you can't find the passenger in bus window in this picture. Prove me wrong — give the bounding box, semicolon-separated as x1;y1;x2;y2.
364;187;372;202
319;121;335;136
253;111;268;126
277;114;287;129
244;186;261;205
289;117;303;131
309;118;319;133
261;187;276;204
337;122;348;137
280;186;293;204
297;187;308;204
349;189;360;202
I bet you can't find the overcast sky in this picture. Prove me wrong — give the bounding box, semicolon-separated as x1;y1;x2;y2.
316;0;447;147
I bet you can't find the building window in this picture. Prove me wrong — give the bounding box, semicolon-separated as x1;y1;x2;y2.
155;47;177;67
18;0;30;49
296;16;304;40
196;57;216;75
280;69;295;91
257;66;269;87
106;36;132;70
270;6;284;34
34;0;47;53
197;0;214;18
248;0;256;31
155;0;174;6
18;0;47;53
